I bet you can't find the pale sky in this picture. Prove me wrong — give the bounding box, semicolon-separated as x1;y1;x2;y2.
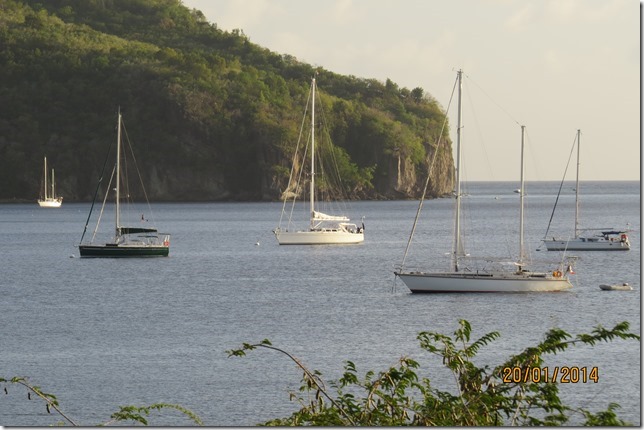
180;0;640;181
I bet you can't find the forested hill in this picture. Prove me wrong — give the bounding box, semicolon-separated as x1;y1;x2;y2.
0;0;455;202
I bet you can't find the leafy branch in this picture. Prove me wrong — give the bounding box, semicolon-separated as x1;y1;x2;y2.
227;339;356;425
105;403;204;426
2;320;638;426
1;376;77;426
229;320;639;426
0;376;203;426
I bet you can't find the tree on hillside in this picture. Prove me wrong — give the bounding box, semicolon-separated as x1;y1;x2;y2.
0;0;454;201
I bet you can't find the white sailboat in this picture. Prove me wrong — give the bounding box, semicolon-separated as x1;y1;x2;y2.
273;77;364;245
395;70;572;293
37;156;63;208
541;130;630;251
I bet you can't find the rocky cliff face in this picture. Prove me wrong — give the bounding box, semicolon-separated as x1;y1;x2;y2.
374;142;454;200
423;141;455;198
260;139;454;202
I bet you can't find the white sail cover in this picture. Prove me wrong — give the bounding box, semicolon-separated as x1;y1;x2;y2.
312;211;350;222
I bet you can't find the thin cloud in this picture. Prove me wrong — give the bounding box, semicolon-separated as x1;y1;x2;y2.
504;3;536;31
546;0;623;23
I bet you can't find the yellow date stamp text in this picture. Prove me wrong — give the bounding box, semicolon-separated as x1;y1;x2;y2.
501;366;599;384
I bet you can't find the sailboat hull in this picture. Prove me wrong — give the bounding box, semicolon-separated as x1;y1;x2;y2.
275;230;364;245
79;244;169;257
37;198;63;208
395;271;572;293
542;239;630;251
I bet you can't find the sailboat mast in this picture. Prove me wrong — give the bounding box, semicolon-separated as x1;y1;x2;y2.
452;70;463;272
43;157;48;199
518;125;526;267
51;169;55;198
574;129;580;239
115;110;122;238
310;77;316;228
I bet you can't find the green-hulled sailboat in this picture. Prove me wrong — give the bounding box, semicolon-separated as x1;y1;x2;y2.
78;110;170;258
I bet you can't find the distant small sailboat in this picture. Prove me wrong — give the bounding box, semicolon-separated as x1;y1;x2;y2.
541;130;630;251
37;156;63;208
78;109;170;258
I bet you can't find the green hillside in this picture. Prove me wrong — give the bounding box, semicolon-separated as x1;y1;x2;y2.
0;0;454;201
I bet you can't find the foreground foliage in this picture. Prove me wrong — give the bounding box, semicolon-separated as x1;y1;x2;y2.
228;320;639;426
0;376;203;426
2;320;638;426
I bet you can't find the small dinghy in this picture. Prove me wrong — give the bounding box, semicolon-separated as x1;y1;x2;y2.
599;283;633;291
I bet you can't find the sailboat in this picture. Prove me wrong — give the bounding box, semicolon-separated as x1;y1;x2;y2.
541;130;630;251
273;76;364;245
78;109;170;257
394;70;572;293
37;156;63;208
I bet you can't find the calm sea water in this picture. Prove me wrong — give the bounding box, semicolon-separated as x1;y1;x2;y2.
1;181;640;426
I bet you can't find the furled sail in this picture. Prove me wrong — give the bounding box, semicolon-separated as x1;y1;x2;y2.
312;211;350;222
118;227;158;235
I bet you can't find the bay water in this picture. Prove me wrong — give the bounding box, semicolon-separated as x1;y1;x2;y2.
1;181;640;426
